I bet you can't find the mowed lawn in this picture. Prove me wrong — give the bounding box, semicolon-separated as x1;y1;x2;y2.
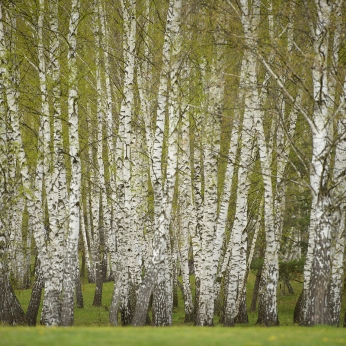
1;326;346;346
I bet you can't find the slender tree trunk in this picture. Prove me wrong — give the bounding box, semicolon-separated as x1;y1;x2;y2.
0;101;26;325
37;0;62;325
178;100;194;322
60;0;81;326
110;0;136;326
1;9;28;290
26;259;44;326
303;0;340;326
75;264;84;309
223;52;254;326
195;44;225;325
132;0;182;326
329;119;346;327
190;106;204;324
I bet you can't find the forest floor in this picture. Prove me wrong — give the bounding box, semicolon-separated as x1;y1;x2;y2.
1;272;345;345
13;271;303;326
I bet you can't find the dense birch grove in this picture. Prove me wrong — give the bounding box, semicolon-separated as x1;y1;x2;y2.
0;0;346;327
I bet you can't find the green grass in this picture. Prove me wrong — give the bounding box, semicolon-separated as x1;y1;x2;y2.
8;272;313;327
14;281;114;327
2;273;346;346
1;326;346;346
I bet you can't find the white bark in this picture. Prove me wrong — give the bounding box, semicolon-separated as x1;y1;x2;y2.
0;5;26;324
37;0;63;325
135;0;153;283
99;0;116;280
212;56;246;285
224;51;254;326
273;1;299;250
304;0;341;326
110;0;136;325
329;109;346;326
133;0;183;326
234;0;279;326
80;204;93;283
85;148;97;284
121;0;136;324
130;128;146;290
190;99;204;320
153;0;182;323
197;122;219;326
255;101;279;326
0;9;30;289
196;41;225;324
177;67;194;322
61;0;81;326
89;141;102;300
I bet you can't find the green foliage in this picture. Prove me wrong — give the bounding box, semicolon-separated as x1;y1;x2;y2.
250;258;264;272
279;258;304;283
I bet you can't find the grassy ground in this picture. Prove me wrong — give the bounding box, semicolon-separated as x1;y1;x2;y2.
14;272;303;326
2;326;346;346
2;273;345;346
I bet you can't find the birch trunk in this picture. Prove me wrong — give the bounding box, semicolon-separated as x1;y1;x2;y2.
120;0;136;324
303;0;340;326
92;1;113;282
99;0;116;281
0;5;26;323
329;108;346;326
234;0;279;326
110;0;137;325
37;0;63;325
178;82;194;322
80;203;93;283
129;128;147;314
26;259;44;326
90;5;110;308
92;107;106;307
189;97;204;322
254;77;279;326
194;32;226;324
153;0;182;323
212;55;245;287
132;0;182;326
0;9;29;290
61;0;81;326
223;52;254;325
255;115;279;326
109;117;125;324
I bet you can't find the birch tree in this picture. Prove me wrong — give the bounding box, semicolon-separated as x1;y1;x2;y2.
1;4;31;290
195;56;223;327
61;0;81;326
0;3;26;324
256;0;345;326
90;5;108;307
177;62;194;322
329;116;346;326
110;0;137;326
132;0;183;326
37;0;64;325
304;0;344;326
223;52;255;326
